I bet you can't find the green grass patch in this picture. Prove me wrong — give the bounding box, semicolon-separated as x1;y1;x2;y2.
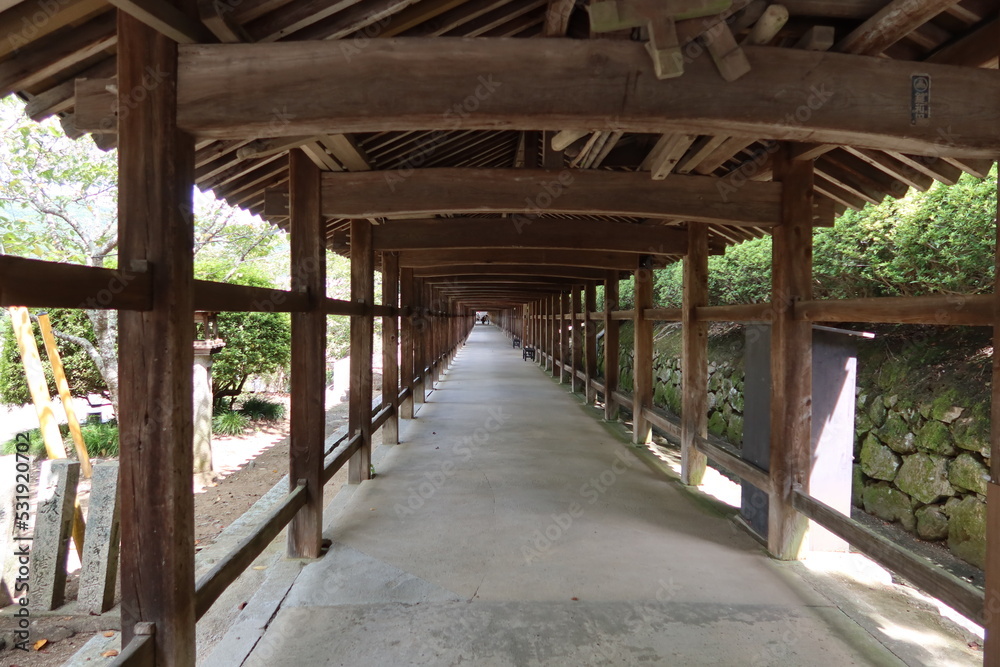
237;396;285;422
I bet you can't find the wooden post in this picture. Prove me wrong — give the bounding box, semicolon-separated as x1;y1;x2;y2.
559;292;569;384
37;313;91;476
116;8;196;662
768;144;814;560
349;219;374;483
681;224;709;486
550;295;558;378
382;252;400;444
288;149;326;557
585;283;597;404
399;267;415;419
985;148;1000;665
7;307;66;459
633;264;653;444
571;288;583;393
604;272;620;421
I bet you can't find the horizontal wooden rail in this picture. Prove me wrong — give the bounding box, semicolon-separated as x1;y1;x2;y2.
589;311;604;319
611;389;633;410
0;255;151;310
323;433;364;485
641;405;682;440
791;488;984;624
110;624;155;666
695;435;772;494
372;404;394;431
194;483;308;620
195;280;310;312
696;303;772;322
644;308;682;321
398;386;412;403
610;310;635;320
796;295;993;326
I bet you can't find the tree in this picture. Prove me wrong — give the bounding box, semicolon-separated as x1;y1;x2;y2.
0;96;292;411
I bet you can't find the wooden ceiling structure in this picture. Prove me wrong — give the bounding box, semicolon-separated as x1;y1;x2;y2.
2;0;1000;665
3;0;999;308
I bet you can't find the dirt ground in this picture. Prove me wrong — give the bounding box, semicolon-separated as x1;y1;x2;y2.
0;387;375;666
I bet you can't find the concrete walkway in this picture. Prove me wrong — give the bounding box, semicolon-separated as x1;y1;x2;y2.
236;326;906;666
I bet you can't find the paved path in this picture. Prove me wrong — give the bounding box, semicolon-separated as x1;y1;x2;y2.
237;326;904;666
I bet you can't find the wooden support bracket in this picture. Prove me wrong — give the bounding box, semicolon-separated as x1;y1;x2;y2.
589;0;731;79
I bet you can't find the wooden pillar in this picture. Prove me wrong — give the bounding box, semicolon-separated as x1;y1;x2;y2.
382;252;400;444
985;149;1000;666
681;224;709;486
571;288;583;392
287;150;326;557
550;294;558;378
768;144;814;560
348;219;374;484
116;10;196;663
413;278;426;405
399;267;415;419
585;283;598;405
603;272;620;421
559;292;569;384
633;265;653;444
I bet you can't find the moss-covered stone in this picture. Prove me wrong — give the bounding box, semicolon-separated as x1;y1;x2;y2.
951;417;990;458
867;398;888;429
880;413;916;454
894;453;955;504
948;452;989;496
863;482;916;531
930;392;964;423
706;391;717;411
915;504;949;541
708;411;727;437
726;414;743;445
914;420;956;456
860;434;901;481
730;388;744;413
664;382;681;415
947;495;986;569
852;465;865;508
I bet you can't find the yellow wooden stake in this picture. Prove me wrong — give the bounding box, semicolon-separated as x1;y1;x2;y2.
36;313;93;479
7;307;67;459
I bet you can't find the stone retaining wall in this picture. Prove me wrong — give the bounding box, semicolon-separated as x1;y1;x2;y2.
616;348;989;569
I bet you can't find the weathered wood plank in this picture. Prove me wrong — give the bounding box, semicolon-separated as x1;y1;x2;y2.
173;40;1000;158
382;251;400;444
399;267;415;419
796;294;993;326
348;219;375;484
603;272;620;420
633;263;653;444
585;283;597;405
681;224;708;486
398;249;644;270
116;10;196;663
768;144;814;561
371;217;691;253
287;149;326;559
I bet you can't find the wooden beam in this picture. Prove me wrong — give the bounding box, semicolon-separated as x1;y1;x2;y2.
835;0;962;56
398;249;645;270
371;217;689;253
603;271;620;420
116;9;195;664
0;0;108;60
300;169;780;226
168;40;1000;158
641;133;697;179
797;294;993;326
633;263;653;444
107;0;215;43
925;17;999;68
413;265;609;280
382;251;400;444
768;144;813;561
349;219;375;484
681;223;708;486
0;12;115;97
287;149;326;559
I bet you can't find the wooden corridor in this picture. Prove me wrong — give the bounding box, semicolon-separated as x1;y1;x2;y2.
229;325;914;667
